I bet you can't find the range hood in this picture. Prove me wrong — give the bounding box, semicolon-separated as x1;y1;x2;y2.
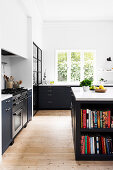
1;49;15;56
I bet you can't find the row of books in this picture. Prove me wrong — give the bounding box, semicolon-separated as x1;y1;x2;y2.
81;135;113;155
81;109;113;129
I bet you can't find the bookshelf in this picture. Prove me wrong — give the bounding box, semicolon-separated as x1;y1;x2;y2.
71;94;113;161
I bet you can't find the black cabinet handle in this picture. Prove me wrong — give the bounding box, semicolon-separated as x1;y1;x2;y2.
48;101;53;104
5;108;11;112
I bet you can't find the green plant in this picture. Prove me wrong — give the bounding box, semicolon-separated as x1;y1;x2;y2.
80;79;92;87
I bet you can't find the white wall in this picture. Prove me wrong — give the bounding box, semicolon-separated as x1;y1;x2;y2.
1;56;12;89
42;21;113;84
1;0;28;58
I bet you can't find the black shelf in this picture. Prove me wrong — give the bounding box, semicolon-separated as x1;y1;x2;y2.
77;154;113;161
81;128;113;133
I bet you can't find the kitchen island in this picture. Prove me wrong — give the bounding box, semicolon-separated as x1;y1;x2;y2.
71;87;113;161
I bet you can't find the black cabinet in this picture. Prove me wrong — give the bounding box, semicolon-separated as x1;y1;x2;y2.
28;89;32;121
38;86;71;109
2;97;13;154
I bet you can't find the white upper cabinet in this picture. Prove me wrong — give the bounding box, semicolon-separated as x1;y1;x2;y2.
1;0;28;59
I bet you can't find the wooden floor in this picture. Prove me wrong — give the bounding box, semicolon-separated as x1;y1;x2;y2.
0;110;113;170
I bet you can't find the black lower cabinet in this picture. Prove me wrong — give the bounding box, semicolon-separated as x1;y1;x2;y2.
38;86;71;109
2;97;13;154
33;85;38;115
28;89;32;122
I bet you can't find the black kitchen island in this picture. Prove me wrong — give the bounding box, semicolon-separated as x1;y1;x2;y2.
71;87;113;161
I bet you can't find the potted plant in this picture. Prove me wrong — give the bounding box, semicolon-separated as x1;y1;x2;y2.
80;79;92;92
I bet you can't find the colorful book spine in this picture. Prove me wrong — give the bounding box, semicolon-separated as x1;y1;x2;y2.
108;111;111;128
85;136;87;154
95;111;97;128
90;137;93;154
105;111;108;128
91;111;93;128
83;110;86;128
81;109;83;128
106;138;110;155
89;110;91;129
92;137;95;154
86;109;89;129
100;111;103;128
103;112;106;128
81;136;84;154
101;136;105;154
97;111;100;128
96;137;99;154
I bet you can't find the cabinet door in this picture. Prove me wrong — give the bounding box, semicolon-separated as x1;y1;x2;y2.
2;98;12;154
28;95;32;122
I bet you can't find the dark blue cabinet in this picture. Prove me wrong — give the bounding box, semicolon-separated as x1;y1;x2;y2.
2;97;12;154
27;89;32;122
38;86;71;109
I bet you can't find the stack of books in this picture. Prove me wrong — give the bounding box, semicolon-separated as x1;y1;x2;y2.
81;135;113;155
81;109;111;129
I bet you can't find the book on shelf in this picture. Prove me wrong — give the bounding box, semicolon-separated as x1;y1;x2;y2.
81;135;113;155
81;109;112;129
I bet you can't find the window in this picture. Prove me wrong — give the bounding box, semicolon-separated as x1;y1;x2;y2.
55;50;96;84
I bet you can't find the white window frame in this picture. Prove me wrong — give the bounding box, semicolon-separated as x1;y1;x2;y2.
55;50;96;84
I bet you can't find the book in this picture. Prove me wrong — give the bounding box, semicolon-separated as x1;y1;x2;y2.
89;110;91;129
85;136;87;154
97;111;100;128
83;110;86;128
91;111;93;128
86;109;89;128
101;136;105;154
103;137;106;154
81;109;111;129
96;137;99;154
100;111;103;128
81;109;83;128
95;111;97;128
106;138;110;155
81;136;84;154
108;111;111;128
103;112;106;128
92;137;95;154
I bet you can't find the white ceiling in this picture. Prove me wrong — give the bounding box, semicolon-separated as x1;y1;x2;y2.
35;0;113;21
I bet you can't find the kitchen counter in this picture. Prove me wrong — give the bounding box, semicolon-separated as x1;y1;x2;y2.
39;84;113;87
71;87;113;101
1;94;12;101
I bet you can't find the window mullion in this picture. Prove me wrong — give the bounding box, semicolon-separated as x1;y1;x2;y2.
80;51;84;81
67;51;71;83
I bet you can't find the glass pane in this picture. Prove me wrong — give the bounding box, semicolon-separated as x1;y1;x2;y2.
33;58;37;72
84;52;95;82
38;72;42;84
33;45;37;58
57;52;67;82
71;52;81;82
38;48;41;60
33;72;37;85
38;61;41;72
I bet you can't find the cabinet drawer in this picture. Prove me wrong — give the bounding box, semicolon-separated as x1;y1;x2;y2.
2;98;12;110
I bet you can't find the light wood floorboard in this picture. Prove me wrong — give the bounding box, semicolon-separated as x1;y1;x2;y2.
0;110;113;170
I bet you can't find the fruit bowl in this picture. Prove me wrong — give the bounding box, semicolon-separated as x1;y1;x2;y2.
95;88;107;93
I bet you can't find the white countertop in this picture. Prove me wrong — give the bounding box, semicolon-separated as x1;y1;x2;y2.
71;87;113;101
39;84;113;87
1;94;13;101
